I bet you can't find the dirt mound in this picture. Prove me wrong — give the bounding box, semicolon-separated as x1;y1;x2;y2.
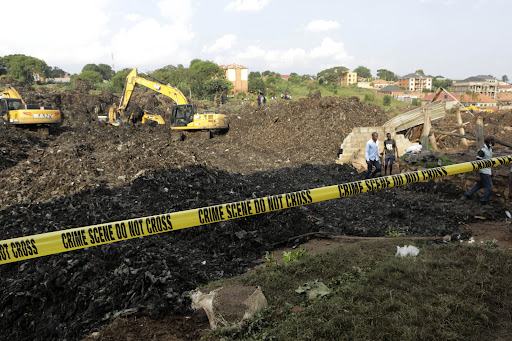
0;162;495;341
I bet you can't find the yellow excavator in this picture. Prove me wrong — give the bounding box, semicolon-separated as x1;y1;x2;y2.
460;105;494;113
0;87;61;127
106;68;229;133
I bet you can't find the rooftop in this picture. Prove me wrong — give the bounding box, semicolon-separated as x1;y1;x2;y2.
377;85;404;93
401;73;432;79
422;92;460;101
459;93;497;103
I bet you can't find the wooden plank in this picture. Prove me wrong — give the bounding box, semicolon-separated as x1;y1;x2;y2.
431;130;512;149
476;115;484;149
456;107;468;146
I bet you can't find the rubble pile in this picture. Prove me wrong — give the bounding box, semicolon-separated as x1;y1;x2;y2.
433;109;512;147
0;83;507;340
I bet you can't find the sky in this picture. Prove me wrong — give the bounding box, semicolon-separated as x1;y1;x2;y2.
2;0;511;80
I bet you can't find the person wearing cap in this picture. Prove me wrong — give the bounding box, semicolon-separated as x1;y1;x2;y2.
365;132;381;179
461;135;496;205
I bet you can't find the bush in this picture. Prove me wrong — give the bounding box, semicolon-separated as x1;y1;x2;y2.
383;95;391;106
364;93;375;103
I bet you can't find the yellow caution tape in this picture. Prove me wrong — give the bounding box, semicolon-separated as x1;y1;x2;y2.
1;155;511;265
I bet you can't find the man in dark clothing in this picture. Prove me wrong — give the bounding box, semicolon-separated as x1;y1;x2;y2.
461;135;496;205
381;133;399;175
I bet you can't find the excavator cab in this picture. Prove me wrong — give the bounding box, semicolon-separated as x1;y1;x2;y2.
171;104;197;127
1;98;23;122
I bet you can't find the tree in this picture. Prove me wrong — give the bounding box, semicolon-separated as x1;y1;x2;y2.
433;77;452;89
82;64;101;74
262;70;271;77
110;69;132;93
248;71;261;80
0;54;50;83
376;69;397;81
354;66;372;79
48;67;66;78
383;95;391;106
98;64;114;80
248;77;265;95
289;73;301;83
204;79;232;105
189;60;224;79
503;75;509;83
78;70;103;85
264;73;282;87
415;69;425;76
317;66;348;85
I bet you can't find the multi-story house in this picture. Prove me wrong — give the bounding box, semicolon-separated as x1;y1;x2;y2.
220;63;248;93
341;71;357;86
452;75;499;99
398;73;432;92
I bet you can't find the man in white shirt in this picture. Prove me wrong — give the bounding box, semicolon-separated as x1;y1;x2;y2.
461;135;495;205
364;132;381;179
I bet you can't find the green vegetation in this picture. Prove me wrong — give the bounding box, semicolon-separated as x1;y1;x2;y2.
0;55;412;113
354;66;371;79
207;240;512;341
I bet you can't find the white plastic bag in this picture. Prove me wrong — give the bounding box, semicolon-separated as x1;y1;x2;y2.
395;245;420;257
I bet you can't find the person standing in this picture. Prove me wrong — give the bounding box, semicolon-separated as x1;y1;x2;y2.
263;95;267;107
365;132;381;179
257;95;261;107
381;133;399;175
461;135;496;205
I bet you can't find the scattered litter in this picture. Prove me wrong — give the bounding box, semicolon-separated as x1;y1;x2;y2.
296;280;331;301
395;245;420;257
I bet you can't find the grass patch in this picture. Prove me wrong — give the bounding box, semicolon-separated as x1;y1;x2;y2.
205;240;512;341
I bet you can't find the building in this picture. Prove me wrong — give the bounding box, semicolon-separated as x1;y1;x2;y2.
499;84;512;92
421;92;460;110
459;93;497;110
452;75;499;99
371;79;392;89
220;63;248;93
341;71;357;86
377;85;405;96
498;92;512;109
280;75;291;81
398;73;432;92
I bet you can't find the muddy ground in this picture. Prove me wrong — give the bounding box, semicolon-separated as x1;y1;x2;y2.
1;81;511;341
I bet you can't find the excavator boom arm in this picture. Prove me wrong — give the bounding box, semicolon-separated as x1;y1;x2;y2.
0;87;26;104
118;68;188;111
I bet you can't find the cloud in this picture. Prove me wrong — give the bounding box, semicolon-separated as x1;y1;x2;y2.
222;37;353;74
158;0;198;23
225;0;270;12
0;0;112;71
124;13;141;22
310;38;351;61
202;34;238;54
305;20;340;32
111;18;195;70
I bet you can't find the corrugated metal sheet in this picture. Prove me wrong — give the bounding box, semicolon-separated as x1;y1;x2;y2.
383;101;446;132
